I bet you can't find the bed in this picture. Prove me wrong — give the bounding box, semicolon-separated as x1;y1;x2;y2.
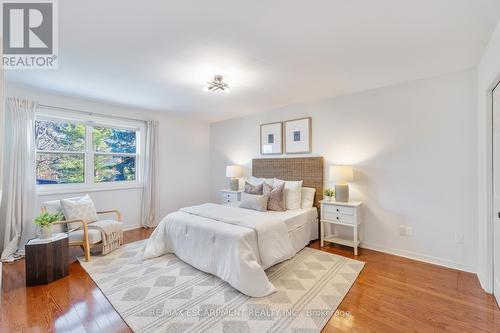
143;157;324;297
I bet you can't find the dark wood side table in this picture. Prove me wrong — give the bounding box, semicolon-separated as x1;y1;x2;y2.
25;234;69;286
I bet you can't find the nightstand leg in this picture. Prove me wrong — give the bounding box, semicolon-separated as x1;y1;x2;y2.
353;225;358;256
320;221;324;247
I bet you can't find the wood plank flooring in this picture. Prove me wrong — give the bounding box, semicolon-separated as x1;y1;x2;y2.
1;228;499;332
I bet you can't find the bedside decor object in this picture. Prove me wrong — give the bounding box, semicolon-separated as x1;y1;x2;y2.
284;117;311;154
323;188;335;202
220;189;243;204
226;165;242;191
320;200;362;255
260;122;283;155
34;212;63;239
329;165;353;202
25;233;69;286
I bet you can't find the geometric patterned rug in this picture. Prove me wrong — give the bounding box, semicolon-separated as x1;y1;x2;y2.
78;240;364;333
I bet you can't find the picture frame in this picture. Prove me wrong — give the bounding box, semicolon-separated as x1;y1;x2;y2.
260;122;283;155
284;117;312;154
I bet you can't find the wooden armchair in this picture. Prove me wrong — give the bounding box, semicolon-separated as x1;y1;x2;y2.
41;198;123;262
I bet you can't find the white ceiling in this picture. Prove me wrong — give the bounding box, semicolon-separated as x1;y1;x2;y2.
6;0;500;122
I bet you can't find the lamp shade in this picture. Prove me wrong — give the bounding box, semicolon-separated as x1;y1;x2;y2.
329;165;353;184
226;165;242;178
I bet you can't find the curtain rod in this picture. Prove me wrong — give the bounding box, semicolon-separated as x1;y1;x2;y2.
38;104;147;123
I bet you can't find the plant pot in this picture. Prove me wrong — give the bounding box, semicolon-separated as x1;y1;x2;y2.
325;196;333;202
39;225;52;239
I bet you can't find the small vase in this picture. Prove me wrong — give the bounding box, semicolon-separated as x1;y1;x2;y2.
40;225;52;239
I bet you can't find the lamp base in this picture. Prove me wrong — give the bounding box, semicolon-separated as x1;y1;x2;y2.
229;178;239;191
335;184;349;202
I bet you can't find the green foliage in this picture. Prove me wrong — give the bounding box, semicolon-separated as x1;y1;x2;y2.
34;212;64;227
36;121;137;184
324;188;335;197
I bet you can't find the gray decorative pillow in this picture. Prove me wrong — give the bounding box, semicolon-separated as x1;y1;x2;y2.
239;193;269;212
263;182;285;211
60;195;98;229
244;181;263;195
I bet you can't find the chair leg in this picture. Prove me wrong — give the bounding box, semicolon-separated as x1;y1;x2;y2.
83;243;91;262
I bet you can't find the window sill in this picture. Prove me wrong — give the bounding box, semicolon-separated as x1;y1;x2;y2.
36;183;144;196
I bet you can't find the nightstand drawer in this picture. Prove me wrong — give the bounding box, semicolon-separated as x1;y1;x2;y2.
222;193;237;200
220;190;242;204
323;204;354;216
323;212;355;225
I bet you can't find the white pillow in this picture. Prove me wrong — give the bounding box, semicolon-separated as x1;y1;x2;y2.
274;178;303;210
301;187;316;208
60;195;98;229
247;176;274;187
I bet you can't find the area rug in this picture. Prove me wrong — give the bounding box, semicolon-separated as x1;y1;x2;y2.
78;240;364;333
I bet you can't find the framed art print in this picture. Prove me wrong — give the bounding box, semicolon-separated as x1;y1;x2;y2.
260;122;283;155
284;117;311;154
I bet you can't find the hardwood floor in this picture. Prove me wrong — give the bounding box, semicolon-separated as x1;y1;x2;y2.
1;228;499;332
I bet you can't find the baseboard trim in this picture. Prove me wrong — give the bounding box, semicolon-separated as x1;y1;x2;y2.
477;269;493;293
123;224;143;232
360;241;476;273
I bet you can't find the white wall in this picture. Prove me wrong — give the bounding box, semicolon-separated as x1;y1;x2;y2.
2;84;211;233
210;69;478;272
477;21;500;292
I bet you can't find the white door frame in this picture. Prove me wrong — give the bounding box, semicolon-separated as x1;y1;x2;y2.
492;80;500;301
482;71;500;294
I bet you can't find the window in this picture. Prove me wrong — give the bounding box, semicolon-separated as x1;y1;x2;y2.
36;120;86;184
93;126;137;183
35;110;142;191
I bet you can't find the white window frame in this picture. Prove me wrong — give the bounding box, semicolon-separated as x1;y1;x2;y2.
36;107;145;195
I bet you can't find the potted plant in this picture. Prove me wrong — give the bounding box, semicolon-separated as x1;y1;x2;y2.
324;188;335;202
34;212;63;239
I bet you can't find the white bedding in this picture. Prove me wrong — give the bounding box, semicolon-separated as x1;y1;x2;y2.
143;203;317;297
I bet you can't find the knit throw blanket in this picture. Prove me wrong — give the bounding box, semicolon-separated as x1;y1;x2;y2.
88;220;123;255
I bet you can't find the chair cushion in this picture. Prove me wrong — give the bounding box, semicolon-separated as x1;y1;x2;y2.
67;220;123;244
68;228;102;244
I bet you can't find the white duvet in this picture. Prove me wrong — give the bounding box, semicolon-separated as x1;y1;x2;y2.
143;203;295;297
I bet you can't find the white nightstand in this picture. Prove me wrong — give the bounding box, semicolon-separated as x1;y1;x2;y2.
220;189;243;204
320;200;362;255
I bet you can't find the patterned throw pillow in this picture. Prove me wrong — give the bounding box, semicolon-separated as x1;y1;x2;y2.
263;182;286;211
244;181;263;195
60;195;98;229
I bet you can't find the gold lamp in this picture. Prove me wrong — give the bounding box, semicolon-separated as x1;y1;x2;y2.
329;165;354;202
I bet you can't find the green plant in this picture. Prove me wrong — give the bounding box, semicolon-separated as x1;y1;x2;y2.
34;212;64;228
324;188;335;197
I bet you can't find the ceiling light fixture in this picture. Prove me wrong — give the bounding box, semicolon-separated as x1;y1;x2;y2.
204;75;231;93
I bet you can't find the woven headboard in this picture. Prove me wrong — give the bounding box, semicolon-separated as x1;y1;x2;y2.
252;157;324;209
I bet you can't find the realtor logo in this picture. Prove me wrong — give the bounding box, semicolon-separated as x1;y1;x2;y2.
1;0;58;68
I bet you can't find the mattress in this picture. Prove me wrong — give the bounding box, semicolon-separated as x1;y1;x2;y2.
226;202;318;247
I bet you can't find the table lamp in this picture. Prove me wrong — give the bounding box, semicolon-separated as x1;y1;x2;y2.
329;165;353;202
226;165;242;191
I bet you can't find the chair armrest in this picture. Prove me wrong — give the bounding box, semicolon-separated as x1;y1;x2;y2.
96;209;122;222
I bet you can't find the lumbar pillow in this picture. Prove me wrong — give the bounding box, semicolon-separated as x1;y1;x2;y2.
274;178;303;210
263;182;285;211
244;181;263;195
301;187;316;208
60;195;98;229
239;193;269;212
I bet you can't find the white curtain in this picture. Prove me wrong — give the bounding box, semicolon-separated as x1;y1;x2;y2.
141;120;160;228
0;98;37;262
